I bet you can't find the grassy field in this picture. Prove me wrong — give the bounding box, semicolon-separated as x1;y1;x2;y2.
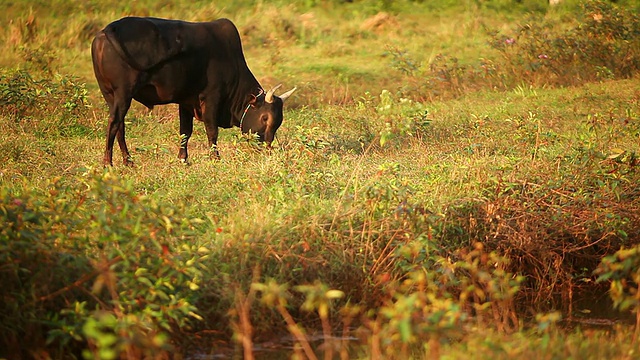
2;0;640;358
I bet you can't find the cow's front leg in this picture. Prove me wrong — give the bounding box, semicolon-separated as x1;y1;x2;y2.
202;98;220;159
178;104;194;163
204;122;220;159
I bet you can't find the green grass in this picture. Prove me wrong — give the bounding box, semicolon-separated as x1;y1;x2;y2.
1;0;640;358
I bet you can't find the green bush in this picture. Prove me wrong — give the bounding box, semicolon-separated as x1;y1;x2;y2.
0;181;91;358
491;0;640;86
0;172;207;359
596;245;640;340
386;0;640;100
0;68;89;119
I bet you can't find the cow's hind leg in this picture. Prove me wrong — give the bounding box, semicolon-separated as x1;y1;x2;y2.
116;114;133;166
104;96;133;166
178;104;194;164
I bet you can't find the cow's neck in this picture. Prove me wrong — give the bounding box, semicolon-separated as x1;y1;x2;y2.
232;81;264;124
238;87;264;128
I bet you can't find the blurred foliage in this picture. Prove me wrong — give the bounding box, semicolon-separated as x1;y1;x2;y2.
0;172;207;359
489;0;640;86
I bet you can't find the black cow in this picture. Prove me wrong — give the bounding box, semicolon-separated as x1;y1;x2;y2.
91;17;296;166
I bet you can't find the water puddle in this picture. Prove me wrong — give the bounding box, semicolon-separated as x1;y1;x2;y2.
189;289;634;359
188;332;362;360
555;287;633;328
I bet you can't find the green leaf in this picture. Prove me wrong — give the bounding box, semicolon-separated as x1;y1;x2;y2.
380;134;388;147
399;318;412;343
188;311;203;321
188;281;200;291
607;148;625;159
326;289;345;299
137;277;153;288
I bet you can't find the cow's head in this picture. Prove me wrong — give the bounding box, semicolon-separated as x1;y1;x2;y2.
241;84;296;144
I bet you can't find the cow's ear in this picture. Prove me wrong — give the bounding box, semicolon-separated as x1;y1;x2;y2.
248;94;259;107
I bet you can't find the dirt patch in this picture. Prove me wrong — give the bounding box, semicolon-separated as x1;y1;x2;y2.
360;12;397;32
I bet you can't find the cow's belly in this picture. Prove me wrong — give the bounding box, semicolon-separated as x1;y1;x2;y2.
134;58;206;107
134;85;174;106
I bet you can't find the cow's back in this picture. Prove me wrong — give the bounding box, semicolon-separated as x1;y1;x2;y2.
100;17;245;73
101;17;191;71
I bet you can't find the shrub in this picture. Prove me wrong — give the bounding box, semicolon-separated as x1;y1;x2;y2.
0;181;91;358
596;245;640;340
0;171;207;359
491;0;640;86
387;0;640;100
0;68;89;122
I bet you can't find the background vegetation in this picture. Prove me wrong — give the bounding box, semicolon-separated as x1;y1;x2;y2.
1;0;640;358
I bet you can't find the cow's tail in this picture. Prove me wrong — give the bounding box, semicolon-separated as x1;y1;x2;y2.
102;27;146;71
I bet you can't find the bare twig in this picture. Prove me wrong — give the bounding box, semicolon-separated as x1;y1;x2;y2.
37;256;122;303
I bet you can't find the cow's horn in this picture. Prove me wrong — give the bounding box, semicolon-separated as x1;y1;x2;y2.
279;87;297;102
265;84;283;103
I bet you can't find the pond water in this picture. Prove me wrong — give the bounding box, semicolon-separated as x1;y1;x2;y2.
550;286;633;327
188;289;634;359
188;332;362;360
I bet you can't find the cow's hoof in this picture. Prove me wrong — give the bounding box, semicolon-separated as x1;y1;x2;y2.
209;150;221;160
179;158;190;166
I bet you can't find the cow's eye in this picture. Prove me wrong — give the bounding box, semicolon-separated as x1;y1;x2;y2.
261;114;269;123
